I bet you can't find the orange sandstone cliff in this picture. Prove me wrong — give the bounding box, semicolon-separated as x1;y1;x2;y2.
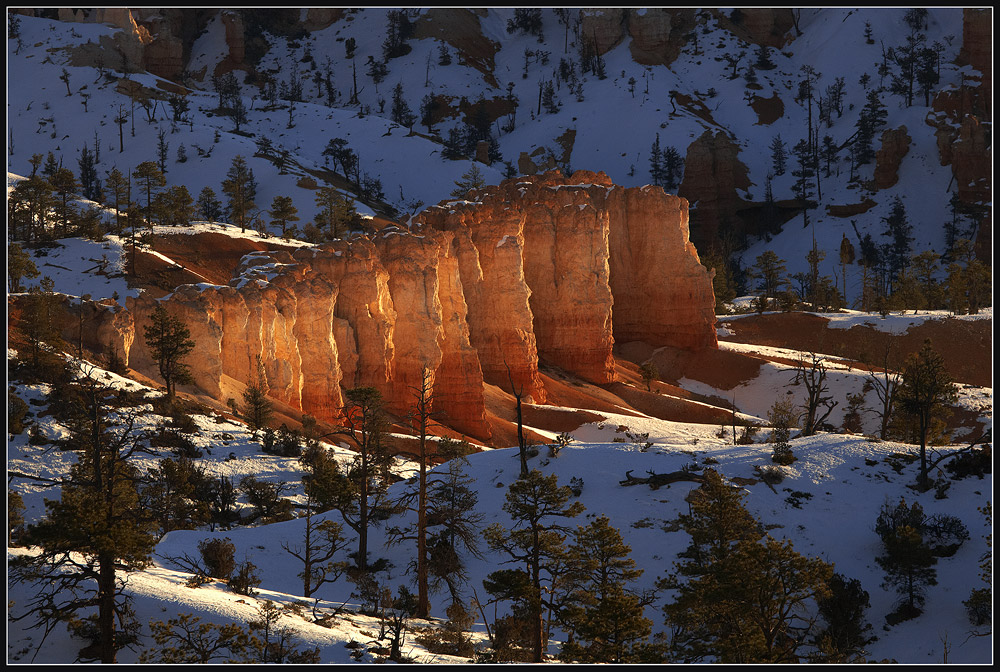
125;172;717;443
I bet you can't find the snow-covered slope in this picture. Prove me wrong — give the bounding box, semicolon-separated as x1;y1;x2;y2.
6;9;985;307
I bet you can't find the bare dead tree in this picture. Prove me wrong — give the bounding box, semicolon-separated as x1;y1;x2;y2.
793;352;838;435
867;341;902;440
505;360;529;478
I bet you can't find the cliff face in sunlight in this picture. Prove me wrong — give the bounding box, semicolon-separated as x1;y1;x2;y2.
126;172;717;442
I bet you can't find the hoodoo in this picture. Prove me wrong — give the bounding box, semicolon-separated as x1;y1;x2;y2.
126;172;717;442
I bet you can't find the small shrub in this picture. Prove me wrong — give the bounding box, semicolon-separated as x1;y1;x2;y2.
198;537;236;580
8;392;30;434
945;445;991;480
964;588;991;626
757;465;785;485
772;443;796;465
229;559;261;595
736;424;760;445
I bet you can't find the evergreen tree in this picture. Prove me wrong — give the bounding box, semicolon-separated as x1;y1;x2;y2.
663;146;684;191
313;187;356;239
335;387;396;573
812;573;872;662
450;164;486;198
484;470;585;663
8;243;40;293
663;469;833;663
791;139;815;228
156;129;169;174
221;155;256;232
49;166;80;238
751;250;787;309
419;94;439;133
78;144;100;201
162;185;195;227
424;448;483;606
143;455;213;535
132;161;165;227
196;186;222;222
558;516;656;663
241;356;272;431
442;127;468;160
143;303;195;400
648;133;664;187
140;613;251;663
268;195;299;236
18;277;64;376
382;9;414;61
11;368;156;663
754;44;776;70
880;197;913;289
874;499;937;615
769;135;787;176
896;340;958;491
854;88;887;165
104;168;129;234
438;43;452;66
390;82;416;129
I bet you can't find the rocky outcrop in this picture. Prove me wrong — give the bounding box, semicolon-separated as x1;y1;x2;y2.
950;117;991;206
216;10;247;76
628;9;697;67
125;174;716;442
873;126;911;190
714;8;796;48
959;8;991;99
579;9;628;56
678;130;752;250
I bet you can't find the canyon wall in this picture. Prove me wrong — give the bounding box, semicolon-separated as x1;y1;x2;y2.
126;173;717;442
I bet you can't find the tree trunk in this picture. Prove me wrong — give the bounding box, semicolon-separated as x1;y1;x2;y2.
98;553;117;663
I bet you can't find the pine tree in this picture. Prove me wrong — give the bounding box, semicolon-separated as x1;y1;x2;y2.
390;82;416;129
791;139;815;228
141;613;251;663
558;516;655;663
78;144;100;201
196;186;222;222
11;367;156;663
854;88;887;165
419;94;439;133
18;277;65;376
880;197;913;290
335;387;396;573
268;195;299;236
874;499;937;616
662;146;684;191
7;243;40;293
104;168;129;234
423;447;483;606
485;470;585;663
132;161;165;228
754;44;776;70
221;155;256;232
451;164;486;198
751;250;787;309
313;187;356;239
648;133;664;186
143;303;195;400
896;340;958;491
769;135;787;176
49;166;80;238
663;469;833;663
241;356;272;431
